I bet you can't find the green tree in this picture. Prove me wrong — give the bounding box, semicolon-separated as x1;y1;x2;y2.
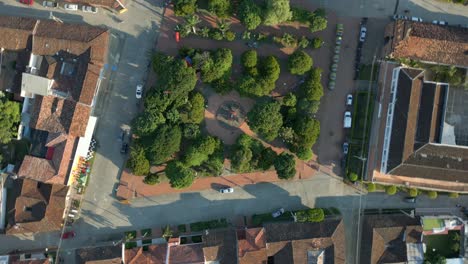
295;146;313;161
408;188;418;197
288;50;313;75
231;146;253;173
263;0;292;25
200;48;233;83
144;173;159;185
241;50;258;68
215;19;231;36
282;93;297;107
386;185;397;195
367;183;376;192
183;123;201;139
448;192;459;198
0;98;21;144
293;116;320;148
296;208;324;223
174;0;197;16
162;225;173;241
142;125;182;165
424;248;446;264
427;191;438;199
248;101;283;141
301;67;323;101
183;136;219;167
274;152;296;180
278;126;295;144
225;31;236;41
311;37;324;49
132;111;166;136
180;92;205;124
238;0;262;30
260;55;281;82
236;134;253;148
184;14;201;34
309;15;327;32
165;161;195;189
126;145;150;176
348;172;358;182
208;0;231;18
257;147;277;171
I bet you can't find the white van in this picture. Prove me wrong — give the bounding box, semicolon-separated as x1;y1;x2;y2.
344;111;352;128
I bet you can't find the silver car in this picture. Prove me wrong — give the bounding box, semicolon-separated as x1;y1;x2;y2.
63;3;78;11
82;5;98;13
272;208;285;218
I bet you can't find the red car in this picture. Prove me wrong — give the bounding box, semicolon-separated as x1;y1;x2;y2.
19;0;34;5
61;231;76;239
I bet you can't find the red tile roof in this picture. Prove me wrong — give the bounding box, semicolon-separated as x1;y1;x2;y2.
384;21;468;67
6;178;68;234
169;244;205;264
237;227;267;263
124;244;167;264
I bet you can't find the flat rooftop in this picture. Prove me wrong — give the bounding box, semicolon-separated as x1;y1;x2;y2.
441;85;468;147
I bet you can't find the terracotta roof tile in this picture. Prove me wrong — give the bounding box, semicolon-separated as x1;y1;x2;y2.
77;245;122;263
0;16;36;51
124;244;167;264
18;156;57;182
6;178;68;234
386;21;468;67
169;244;204;264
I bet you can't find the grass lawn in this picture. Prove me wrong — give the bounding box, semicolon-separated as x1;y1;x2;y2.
423;218;443;231
190;218;228;232
346;144;365;178
252;212;294;226
358;64;378;81
424;231;460;258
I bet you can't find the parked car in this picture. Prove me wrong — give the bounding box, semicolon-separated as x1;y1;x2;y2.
120;143;128;154
63;3;78;11
344;111;352;128
411;17;423;22
136;84;143;99
346;94;353;106
219;187;234;194
343;142;349;155
272;208;285;218
432;20;447;26
359;27;367;42
19;0;34;5
82;5;98;13
43;1;57;7
61;231;76;239
392;14;408;20
404;197;416;203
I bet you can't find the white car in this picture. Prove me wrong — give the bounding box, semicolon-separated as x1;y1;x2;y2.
346;94;353;106
219;187;234;194
393;14;408;20
82;5;98;13
272;208;285;218
343;142;349;155
136;84;143;99
43;1;58;8
359;27;367;42
411;17;423;22
63;3;78;11
344;111;352;128
432;20;447;26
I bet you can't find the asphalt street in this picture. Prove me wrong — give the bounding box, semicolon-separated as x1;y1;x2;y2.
0;0;466;263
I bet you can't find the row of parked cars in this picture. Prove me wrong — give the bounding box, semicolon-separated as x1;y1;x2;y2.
20;0;98;13
328;24;344;90
393;14;448;26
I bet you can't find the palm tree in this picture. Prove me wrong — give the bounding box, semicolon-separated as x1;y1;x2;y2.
162;225;173;241
216;19;231;36
185;14;201;34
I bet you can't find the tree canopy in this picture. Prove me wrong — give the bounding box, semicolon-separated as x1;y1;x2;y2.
241;50;258;68
263;0;292;25
274;152;296;179
296;208;324;223
208;0;231;18
238;0;262;30
288;50;313;75
300;67;323;101
200;48;233;83
0;97;21;144
126;145;150;176
174;0;197;16
165;161;195;189
180;92;205;124
248;101;283;141
183;136;220;167
141;125;182;165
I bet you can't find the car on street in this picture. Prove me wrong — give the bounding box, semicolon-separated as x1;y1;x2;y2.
432;20;447;26
411;17;423;22
344;111;352;128
404;197;416;203
43;1;58;7
359;27;367;42
82;5;98;13
392;14;408;20
346;94;353;106
272;208;285;218
343;142;349;155
63;3;78;11
20;0;34;5
61;231;76;239
120;143;128;154
219;187;234;194
136;84;143;99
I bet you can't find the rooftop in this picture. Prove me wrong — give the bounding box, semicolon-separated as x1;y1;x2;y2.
384;20;468;67
76;245;122;263
124;244;167;264
5;178;68;234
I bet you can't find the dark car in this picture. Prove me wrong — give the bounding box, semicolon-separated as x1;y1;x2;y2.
61;231;76;239
120;143;128;154
404;197;416;203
